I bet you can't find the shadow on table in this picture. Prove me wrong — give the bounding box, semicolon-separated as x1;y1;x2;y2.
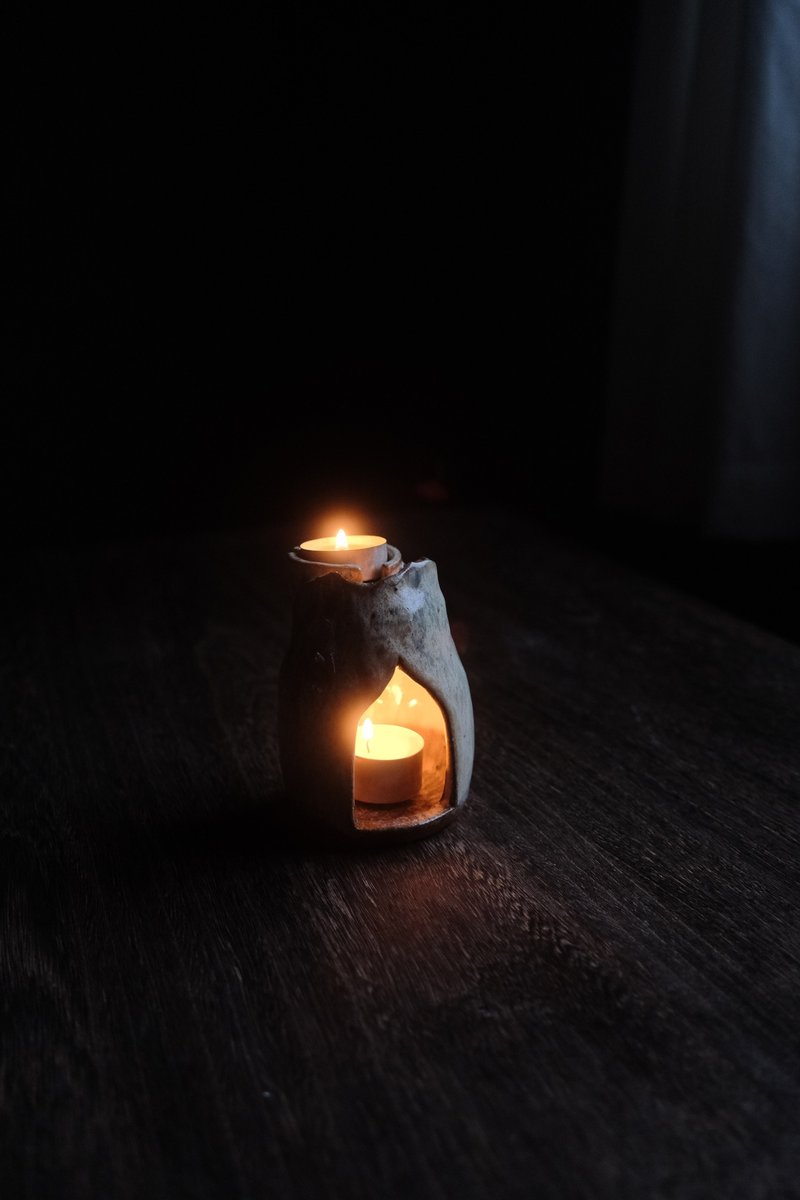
88;785;417;891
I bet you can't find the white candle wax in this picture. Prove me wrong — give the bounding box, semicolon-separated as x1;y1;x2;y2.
353;721;424;806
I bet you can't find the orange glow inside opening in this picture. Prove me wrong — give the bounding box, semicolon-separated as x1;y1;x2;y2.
354;666;446;752
352;666;450;824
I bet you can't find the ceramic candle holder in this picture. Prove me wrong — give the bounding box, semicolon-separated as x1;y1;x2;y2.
278;541;474;846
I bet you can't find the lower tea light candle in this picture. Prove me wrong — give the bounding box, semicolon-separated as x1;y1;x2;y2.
354;719;424;806
278;525;474;845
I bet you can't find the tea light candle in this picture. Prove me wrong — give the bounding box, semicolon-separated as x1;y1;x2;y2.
354;720;424;806
299;529;387;581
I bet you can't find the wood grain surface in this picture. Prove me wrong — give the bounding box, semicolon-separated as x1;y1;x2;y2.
2;506;799;1200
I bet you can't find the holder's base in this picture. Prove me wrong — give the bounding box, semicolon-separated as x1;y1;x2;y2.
274;797;460;850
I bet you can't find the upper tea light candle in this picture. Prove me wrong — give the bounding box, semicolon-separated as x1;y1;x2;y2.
353;719;424;806
299;529;387;580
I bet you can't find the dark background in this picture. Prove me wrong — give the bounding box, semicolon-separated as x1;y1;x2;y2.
6;7;639;537
7;4;797;642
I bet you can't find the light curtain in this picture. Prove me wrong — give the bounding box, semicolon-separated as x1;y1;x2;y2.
599;0;800;538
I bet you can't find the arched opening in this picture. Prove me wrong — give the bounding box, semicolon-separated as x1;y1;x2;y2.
352;665;452;831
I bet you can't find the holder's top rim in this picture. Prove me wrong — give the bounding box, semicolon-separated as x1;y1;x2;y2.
288;543;404;583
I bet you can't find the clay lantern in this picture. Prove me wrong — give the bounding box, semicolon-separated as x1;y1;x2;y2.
278;530;474;846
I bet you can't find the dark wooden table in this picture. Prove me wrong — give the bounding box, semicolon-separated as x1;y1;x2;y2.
3;505;799;1200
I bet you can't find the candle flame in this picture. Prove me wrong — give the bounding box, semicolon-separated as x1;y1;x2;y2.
362;717;374;752
335;528;349;549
